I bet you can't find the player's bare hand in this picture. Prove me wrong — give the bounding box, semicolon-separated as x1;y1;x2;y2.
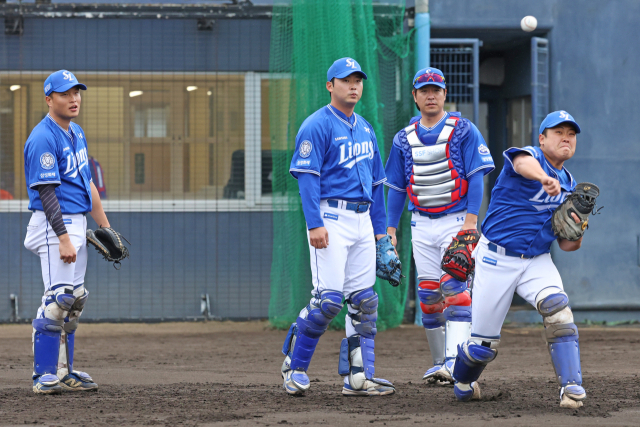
541;176;561;196
309;227;329;249
58;234;77;264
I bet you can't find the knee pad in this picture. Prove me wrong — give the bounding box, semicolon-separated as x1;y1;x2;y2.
536;287;569;317
43;285;78;321
440;274;468;297
418;280;442;306
283;290;344;372
32;318;64;377
65;288;89;335
444;290;471;307
347;288;378;339
452;336;499;384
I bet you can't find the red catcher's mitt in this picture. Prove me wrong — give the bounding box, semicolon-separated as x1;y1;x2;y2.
441;229;480;282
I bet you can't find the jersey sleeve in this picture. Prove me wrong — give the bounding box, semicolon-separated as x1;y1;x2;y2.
25;133;61;188
383;137;407;192
289;118;325;179
503;146;541;175
370;128;387;186
462;121;495;178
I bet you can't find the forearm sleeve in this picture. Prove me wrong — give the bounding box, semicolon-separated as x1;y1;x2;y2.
370;183;386;236
466;173;484;216
298;172;324;230
37;184;67;237
386;187;407;229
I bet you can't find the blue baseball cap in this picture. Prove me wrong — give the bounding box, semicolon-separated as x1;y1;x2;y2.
413;67;446;89
43;70;87;96
539;110;581;135
327;57;368;82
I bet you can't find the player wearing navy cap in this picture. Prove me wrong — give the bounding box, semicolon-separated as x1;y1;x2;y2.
384;67;495;384
24;70;113;394
280;57;395;396
451;111;588;409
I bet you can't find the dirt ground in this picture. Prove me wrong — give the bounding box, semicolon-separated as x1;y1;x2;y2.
0;321;639;426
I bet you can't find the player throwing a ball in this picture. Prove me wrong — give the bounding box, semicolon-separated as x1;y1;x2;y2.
281;58;398;396
451;111;600;409
384;68;495;384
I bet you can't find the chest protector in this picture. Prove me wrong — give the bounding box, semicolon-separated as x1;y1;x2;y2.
403;114;468;213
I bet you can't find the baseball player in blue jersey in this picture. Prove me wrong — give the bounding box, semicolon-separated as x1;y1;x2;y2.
451;111;589;409
384;68;494;384
24;70;113;394
281;57;395;396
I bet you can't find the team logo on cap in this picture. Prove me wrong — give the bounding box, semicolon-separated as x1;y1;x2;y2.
62;71;75;82
40;153;55;170
299;140;313;158
45;83;51;93
559;111;570;119
478;144;490;155
346;59;357;69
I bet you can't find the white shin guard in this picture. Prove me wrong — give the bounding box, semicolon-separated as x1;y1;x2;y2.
425;326;446;366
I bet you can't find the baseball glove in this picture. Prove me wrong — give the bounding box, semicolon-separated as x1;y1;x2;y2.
552;182;601;241
441;229;480;282
86;227;131;269
376;235;403;287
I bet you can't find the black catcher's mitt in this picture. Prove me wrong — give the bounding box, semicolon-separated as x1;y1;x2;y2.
552;182;601;241
86;227;130;269
441;229;480;282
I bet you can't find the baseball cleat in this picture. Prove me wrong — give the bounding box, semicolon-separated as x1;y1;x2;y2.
59;371;98;392
454;381;481;401
33;374;62;395
342;378;395;396
423;363;453;385
282;369;310;395
560;385;586;408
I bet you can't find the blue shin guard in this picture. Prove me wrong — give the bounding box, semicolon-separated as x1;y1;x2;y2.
545;323;585;403
340;288;394;396
32;318;64;394
452;338;498;401
281;290;343;394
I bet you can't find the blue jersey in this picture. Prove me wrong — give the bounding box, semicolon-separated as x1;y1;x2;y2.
289;105;386;202
384;112;494;213
482;146;576;257
24;114;93;213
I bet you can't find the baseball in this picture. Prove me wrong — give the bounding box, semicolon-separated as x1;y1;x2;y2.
521;15;537;32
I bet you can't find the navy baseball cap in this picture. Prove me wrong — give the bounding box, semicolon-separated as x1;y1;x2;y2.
413;67;446;89
43;70;87;96
539;110;581;135
327;58;368;82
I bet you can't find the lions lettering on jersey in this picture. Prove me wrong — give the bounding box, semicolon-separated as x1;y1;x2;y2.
64;147;89;179
481;145;576;257
338;140;375;169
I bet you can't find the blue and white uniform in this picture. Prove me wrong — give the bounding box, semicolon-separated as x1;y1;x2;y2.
452;111;587;408
281;57;394;397
384;67;494;383
23;70;97;394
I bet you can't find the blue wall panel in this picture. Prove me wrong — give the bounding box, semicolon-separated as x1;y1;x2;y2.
0;18;271;72
0;212;273;320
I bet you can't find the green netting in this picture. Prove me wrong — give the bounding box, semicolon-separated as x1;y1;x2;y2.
268;0;416;331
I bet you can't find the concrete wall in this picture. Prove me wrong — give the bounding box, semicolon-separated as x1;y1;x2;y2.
430;0;640;310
